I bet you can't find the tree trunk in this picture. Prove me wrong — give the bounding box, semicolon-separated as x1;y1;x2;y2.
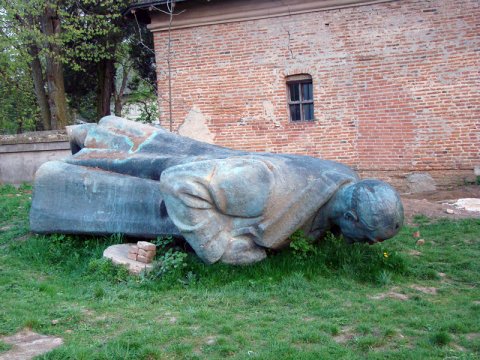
96;59;114;120
114;97;123;117
28;44;51;131
113;65;129;117
43;5;69;130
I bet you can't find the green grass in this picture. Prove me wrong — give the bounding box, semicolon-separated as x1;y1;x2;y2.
0;184;479;359
0;341;12;353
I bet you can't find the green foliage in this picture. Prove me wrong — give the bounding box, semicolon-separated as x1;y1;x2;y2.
0;184;32;228
149;235;189;281
0;0;156;131
0;341;12;353
20;232;128;281
0;45;39;133
62;1;131;67
287;230;407;284
126;80;159;124
316;232;409;283
74;91;98;122
87;258;130;283
177;270;199;287
153;249;188;278
413;214;431;225
1;0;132;71
289;230;318;259
376;269;392;286
153;234;175;252
8;231;118;275
431;331;452;346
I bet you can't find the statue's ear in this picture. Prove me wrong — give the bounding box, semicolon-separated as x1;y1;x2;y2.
344;210;358;222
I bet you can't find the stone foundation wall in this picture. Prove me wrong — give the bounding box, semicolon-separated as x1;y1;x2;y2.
358;169;477;193
0;131;70;184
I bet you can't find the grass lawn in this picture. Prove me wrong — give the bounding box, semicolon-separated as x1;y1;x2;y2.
0;184;479;359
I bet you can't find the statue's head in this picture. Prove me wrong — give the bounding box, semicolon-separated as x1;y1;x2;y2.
337;180;404;244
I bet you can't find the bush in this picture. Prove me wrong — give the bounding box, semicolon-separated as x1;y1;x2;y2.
289;230;318;259
148;236;190;282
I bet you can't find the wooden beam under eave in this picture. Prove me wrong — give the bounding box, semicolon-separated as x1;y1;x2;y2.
147;0;400;32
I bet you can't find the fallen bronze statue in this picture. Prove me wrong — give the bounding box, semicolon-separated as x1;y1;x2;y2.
30;116;404;265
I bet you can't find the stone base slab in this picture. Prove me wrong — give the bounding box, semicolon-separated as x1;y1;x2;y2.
103;244;155;275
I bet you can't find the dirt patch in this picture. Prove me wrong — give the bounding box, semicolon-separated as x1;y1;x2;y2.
370;288;409;301
402;185;480;224
0;330;63;360
410;285;438;295
155;312;179;325
13;234;30;242
333;326;357;344
452;343;467;352
466;333;480;340
205;336;217;345
407;250;422;256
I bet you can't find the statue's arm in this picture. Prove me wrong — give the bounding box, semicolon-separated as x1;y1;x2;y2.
67;116;160;154
159;158;273;264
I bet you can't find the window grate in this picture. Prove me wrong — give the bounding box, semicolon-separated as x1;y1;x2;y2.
287;76;314;122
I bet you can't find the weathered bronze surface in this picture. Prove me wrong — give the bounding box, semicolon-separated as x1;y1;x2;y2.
30;116;403;264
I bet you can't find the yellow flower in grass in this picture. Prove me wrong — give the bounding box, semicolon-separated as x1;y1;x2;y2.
383;251;389;258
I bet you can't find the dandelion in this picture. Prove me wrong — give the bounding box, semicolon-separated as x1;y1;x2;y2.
383;251;389;258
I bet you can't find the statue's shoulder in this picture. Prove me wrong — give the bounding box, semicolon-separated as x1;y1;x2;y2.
249;153;359;182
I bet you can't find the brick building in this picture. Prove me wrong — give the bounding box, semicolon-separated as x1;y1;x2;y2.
125;0;479;191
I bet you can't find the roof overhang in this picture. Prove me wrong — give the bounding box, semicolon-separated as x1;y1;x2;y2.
143;0;399;32
122;0;190;22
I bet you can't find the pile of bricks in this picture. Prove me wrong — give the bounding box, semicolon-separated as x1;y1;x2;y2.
127;241;157;264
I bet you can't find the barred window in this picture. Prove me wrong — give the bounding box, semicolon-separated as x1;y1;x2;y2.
286;74;314;121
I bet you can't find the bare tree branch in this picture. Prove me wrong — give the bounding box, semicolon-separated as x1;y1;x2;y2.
132;11;156;55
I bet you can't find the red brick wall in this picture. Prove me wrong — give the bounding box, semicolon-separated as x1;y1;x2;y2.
152;0;479;188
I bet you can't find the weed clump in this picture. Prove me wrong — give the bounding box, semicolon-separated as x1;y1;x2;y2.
431;331;451;346
289;230;409;284
289;230;318;259
147;235;190;282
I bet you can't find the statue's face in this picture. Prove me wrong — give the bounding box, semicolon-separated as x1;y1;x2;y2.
339;205;403;244
339;208;403;245
338;179;404;245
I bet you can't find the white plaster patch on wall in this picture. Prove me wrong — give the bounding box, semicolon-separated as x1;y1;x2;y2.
178;106;215;144
413;115;452;142
263;100;281;127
